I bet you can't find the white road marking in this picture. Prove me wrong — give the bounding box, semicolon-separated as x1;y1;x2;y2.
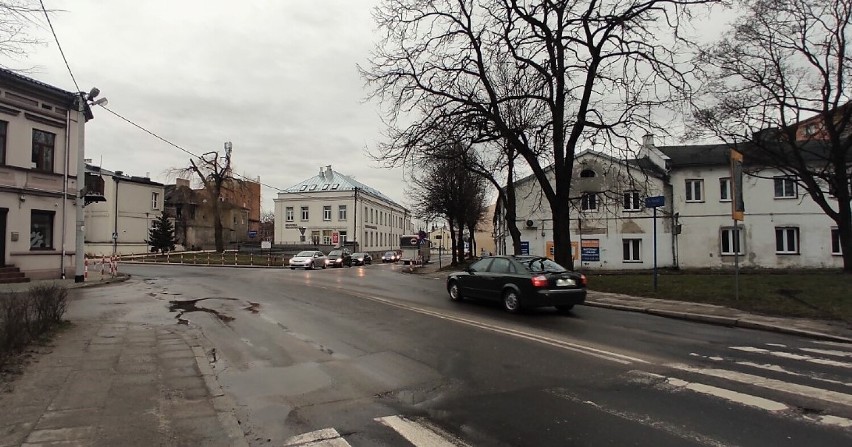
766;343;787;348
799;347;852;358
812;340;852;348
690;353;852;387
545;387;730;447
668;364;852;407
665;377;788;411
730;346;852;369
805;414;852;428
283;428;352;446
343;290;648;365
375;415;467;447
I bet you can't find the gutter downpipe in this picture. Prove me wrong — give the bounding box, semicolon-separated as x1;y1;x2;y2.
60;105;71;278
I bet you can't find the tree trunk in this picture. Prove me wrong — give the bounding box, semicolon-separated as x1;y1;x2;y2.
552;196;573;270
213;198;224;253
837;197;852;273
448;218;458;265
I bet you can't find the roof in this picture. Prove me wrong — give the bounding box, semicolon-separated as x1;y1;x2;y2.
283;166;406;210
85;163;164;186
0;68;75;103
656;144;731;167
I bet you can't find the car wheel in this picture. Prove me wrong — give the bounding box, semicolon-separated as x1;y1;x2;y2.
502;289;522;313
555;305;574;313
308;262;314;270
448;281;463;302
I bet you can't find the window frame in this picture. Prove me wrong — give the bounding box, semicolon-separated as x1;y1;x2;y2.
285;206;294;222
300;206;309;221
151;192;160;210
338;205;347;221
0;120;7;165
719;177;731;202
30;210;55;250
774;176;797;199
623;191;641;212
581;192;598;212
622;238;642;262
831;228;841;255
685;179;704;202
720;226;744;256
775;227;800;254
322;205;332;221
31;129;56;173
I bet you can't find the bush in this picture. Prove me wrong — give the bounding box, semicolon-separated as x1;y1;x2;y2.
0;284;68;369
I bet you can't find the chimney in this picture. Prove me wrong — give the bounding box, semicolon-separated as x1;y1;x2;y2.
319;167;324;178
176;178;190;188
642;133;654;149
325;165;333;181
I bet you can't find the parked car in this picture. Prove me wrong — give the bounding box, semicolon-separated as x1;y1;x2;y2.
289;251;327;270
446;256;587;313
352;252;372;265
326;248;352;267
381;251;399;263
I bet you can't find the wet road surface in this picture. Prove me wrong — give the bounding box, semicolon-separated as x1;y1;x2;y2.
118;263;852;446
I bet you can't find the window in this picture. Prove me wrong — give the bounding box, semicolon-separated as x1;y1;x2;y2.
299;185;307;191
301;206;309;221
332;183;339;190
32;129;55;172
775;227;799;254
321;184;329;190
338;205;347;220
623;191;641;211
30;210;54;249
151;192;160;210
719;178;731;202
286;207;294;222
685;179;703;202
0;120;7;164
309;184;317;191
720;227;743;255
581;192;598;211
622;239;641;262
774;177;796;198
580;169;596;178
488;258;513;273
323;205;331;221
831;228;841;255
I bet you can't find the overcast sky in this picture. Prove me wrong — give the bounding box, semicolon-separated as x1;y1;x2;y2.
7;0;398;213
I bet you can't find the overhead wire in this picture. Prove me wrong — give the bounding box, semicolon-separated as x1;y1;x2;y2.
38;0;79;93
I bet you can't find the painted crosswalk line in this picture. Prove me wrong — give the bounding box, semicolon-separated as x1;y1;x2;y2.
375;415;469;447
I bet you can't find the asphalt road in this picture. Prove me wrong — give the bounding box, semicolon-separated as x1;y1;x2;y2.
114;262;852;447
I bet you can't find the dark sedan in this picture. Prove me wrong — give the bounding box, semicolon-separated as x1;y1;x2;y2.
352;252;372;265
446;256;587;313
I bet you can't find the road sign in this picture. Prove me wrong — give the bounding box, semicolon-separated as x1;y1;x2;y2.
261;241;272;250
248;230;257;238
332;232;339;244
645;195;665;208
520;241;529;255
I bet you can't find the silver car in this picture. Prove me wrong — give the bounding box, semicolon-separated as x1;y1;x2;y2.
288;250;327;270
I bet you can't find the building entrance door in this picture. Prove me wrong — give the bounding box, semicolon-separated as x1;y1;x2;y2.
0;208;7;266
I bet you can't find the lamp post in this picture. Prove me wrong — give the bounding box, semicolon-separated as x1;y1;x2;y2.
74;88;107;282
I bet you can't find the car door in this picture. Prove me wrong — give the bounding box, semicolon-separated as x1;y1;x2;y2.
460;258;492;298
481;258;512;300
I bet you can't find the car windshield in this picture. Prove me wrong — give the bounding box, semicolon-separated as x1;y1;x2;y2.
329;251;342;256
385;252;395;256
295;251;315;257
518;257;567;273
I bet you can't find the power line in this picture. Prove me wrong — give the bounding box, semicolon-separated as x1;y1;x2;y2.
96;104;287;193
39;0;80;93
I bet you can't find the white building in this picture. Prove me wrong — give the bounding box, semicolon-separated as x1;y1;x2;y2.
499;137;843;269
0;69;89;281
83;163;165;256
274;165;413;252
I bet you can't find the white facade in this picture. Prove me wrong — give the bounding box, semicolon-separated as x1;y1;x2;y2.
84;164;165;256
505;150;673;269
500;139;844;270
0;69;84;280
274;166;413;252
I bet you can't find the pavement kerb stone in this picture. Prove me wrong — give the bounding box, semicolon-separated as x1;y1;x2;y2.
582;301;647;313
646;309;739;327
183;338;248;447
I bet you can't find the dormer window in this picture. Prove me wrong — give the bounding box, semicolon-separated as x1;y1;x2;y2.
299;185;307;191
580;169;596;178
331;183;339;190
322;184;330;190
309;184;317;190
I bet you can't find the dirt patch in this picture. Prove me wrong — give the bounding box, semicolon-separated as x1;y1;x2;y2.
168;298;236;324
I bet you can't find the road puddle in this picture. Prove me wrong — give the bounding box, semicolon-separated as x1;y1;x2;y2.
244;302;261;314
168;297;237;324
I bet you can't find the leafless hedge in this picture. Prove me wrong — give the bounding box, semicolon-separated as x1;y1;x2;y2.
0;284;68;369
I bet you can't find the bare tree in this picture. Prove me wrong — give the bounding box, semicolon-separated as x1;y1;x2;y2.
364;0;715;268
691;0;852;272
176;142;236;253
0;1;42;62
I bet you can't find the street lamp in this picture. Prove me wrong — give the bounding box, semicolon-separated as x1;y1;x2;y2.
74;88;107;282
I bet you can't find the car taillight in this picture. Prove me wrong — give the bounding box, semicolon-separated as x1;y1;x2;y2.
531;275;548;288
579;273;587;287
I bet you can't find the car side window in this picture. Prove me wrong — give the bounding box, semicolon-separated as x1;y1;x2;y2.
488;258;511;273
468;259;491;272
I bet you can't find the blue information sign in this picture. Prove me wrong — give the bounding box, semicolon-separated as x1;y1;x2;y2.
644;195;665;208
520;241;530;255
248;230;257;238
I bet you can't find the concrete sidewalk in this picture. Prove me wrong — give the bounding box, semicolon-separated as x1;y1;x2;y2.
0;275;247;447
412;260;852;343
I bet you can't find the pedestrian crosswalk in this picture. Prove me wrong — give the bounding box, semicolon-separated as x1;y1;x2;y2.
283;416;470;447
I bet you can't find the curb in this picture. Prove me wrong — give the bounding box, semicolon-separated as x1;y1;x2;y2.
584;301;852;343
183;339;249;447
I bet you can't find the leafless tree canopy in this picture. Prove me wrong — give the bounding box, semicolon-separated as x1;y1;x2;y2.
363;0;715;267
0;1;46;63
691;0;852;271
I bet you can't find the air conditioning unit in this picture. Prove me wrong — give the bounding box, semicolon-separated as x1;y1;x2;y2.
525;219;535;228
